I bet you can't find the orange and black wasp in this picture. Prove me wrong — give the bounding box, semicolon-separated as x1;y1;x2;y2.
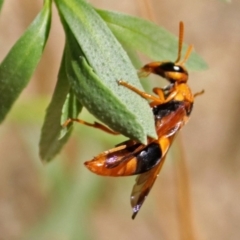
64;22;203;219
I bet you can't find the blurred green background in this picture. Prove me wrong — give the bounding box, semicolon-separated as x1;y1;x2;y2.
0;0;240;239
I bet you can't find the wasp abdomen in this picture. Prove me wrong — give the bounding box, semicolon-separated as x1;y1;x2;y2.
135;142;162;174
153;100;184;120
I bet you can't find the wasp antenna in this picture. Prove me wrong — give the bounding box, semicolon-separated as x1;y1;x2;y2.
179;44;193;66
175;21;184;63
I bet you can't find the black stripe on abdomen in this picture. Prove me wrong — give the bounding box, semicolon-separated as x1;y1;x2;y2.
135;142;162;174
153;100;184;120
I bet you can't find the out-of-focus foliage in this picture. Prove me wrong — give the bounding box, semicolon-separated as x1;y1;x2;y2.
0;0;51;122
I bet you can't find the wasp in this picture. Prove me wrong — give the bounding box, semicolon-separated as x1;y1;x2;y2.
64;22;203;219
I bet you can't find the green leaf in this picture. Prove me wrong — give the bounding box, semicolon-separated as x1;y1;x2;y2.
0;0;52;123
65;45;145;143
97;9;208;71
54;0;156;143
0;0;4;12
64;27;154;144
122;44;143;69
59;88;82;139
39;49;82;162
121;44;152;92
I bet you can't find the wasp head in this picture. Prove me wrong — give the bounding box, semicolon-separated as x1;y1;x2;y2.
139;61;188;83
138;22;193;85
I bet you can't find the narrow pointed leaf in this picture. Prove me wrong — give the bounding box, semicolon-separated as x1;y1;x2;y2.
97;9;208;71
54;0;156;143
59;88;82;139
65;37;148;142
39;49;82;162
0;0;51;123
64;28;152;143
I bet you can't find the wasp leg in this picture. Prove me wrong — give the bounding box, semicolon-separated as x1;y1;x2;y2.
150;88;179;107
117;80;162;103
62;119;119;135
162;91;178;103
153;87;165;101
151;90;178;107
149;87;167;107
194;89;205;98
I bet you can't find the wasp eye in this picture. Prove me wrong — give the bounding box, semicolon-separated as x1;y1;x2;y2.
156;62;188;83
160;62;185;73
173;65;181;71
